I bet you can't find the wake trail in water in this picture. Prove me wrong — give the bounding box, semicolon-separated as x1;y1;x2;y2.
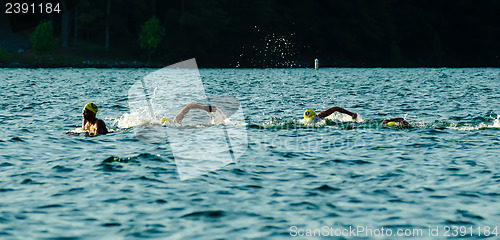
254;112;500;131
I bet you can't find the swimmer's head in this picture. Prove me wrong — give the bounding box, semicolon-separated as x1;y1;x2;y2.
84;102;98;114
161;117;170;124
303;109;317;119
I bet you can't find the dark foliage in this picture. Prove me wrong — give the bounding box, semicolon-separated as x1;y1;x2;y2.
7;0;500;67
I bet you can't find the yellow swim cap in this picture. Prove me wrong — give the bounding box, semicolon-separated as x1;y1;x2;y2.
161;118;170;124
387;121;395;126
84;102;98;114
303;109;317;119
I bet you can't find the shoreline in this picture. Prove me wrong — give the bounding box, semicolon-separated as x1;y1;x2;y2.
1;63;499;69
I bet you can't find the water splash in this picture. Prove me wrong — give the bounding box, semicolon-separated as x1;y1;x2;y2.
114;107;241;129
490;113;500;128
113;104;165;129
263;113;363;128
208;109;228;125
65;127;86;135
237;27;298;68
325;112;364;123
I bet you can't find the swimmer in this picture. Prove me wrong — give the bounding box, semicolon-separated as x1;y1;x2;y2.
81;102;108;136
303;106;358;122
171;103;217;124
382;117;410;127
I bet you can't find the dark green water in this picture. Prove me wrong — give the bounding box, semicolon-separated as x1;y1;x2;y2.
0;68;499;239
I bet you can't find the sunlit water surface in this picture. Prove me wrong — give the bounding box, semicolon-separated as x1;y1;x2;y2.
0;68;499;239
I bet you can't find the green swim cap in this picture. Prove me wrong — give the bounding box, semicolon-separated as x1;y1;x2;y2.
84;102;98;114
303;109;317;119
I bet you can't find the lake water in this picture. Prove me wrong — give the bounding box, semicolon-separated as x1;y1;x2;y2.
0;67;499;239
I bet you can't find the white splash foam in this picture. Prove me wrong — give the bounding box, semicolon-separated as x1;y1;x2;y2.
448;114;500;131
325;112;363;123
448;124;483;131
298;118;323;126
488;114;500;128
66;127;85;134
115;107;243;129
208;109;228;125
115;107;159;129
493;118;500;128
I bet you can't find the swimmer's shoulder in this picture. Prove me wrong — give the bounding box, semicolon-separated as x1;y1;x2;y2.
96;119;109;134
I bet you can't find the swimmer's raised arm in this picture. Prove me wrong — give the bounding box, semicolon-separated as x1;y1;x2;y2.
317;106;357;120
173;103;217;124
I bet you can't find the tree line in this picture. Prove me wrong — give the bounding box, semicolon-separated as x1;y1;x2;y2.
7;0;500;67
